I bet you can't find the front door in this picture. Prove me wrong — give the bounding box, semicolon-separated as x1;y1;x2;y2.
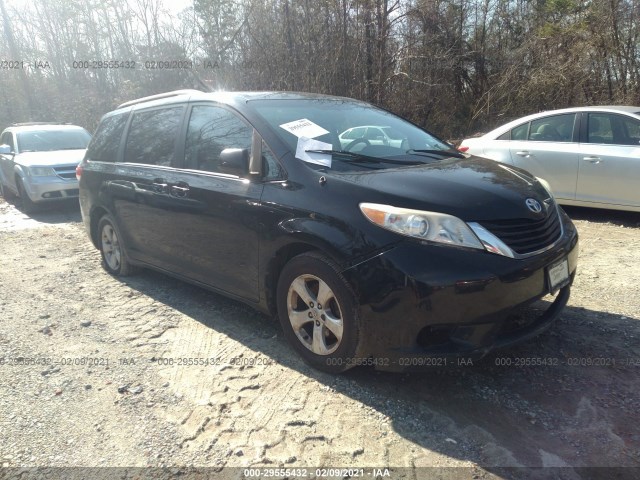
163;103;264;301
577;112;640;208
508;113;579;201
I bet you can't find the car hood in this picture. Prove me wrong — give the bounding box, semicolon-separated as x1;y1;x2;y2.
16;150;86;167
329;156;554;222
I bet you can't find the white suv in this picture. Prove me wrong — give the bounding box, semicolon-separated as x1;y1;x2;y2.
0;123;91;212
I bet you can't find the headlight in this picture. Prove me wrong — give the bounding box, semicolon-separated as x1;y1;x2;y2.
28;167;56;176
535;176;554;197
359;203;484;250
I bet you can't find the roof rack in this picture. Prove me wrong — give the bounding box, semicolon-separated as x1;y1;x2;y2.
117;89;204;109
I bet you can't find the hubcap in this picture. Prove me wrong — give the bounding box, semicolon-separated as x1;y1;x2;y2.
101;224;121;271
287;274;344;355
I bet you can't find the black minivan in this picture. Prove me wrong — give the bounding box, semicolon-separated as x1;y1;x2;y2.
78;90;579;372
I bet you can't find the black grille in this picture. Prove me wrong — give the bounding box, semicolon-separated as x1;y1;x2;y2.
481;208;561;255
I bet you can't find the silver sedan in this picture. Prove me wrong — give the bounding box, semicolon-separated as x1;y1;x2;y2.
459;106;640;212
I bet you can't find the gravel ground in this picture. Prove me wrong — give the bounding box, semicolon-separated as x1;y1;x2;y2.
0;197;639;480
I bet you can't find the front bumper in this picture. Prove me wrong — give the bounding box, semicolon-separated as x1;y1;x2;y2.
343;211;579;371
22;175;79;203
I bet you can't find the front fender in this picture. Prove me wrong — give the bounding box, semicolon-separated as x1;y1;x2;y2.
277;217;355;267
13;164;28;179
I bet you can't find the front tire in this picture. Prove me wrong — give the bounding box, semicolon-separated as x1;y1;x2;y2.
16;178;37;213
276;252;365;373
98;214;134;276
0;181;16;200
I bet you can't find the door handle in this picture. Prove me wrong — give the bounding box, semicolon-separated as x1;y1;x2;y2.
515;151;531;157
583;156;602;164
170;185;189;198
152;178;169;193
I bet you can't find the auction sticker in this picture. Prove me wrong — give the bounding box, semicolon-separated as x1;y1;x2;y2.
280;118;329;139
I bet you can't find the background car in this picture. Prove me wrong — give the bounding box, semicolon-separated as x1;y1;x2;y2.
339;125;409;151
459;106;640;212
0;123;91;212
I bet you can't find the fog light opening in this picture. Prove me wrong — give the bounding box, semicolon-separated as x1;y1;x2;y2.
41;191;62;199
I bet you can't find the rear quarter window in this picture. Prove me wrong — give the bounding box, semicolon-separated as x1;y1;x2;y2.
85;113;128;163
511;123;529;140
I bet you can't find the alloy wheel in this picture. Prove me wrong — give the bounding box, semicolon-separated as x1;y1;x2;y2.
286;274;344;355
101;224;122;271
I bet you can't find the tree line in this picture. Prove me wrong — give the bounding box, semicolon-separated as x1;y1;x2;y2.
0;0;638;140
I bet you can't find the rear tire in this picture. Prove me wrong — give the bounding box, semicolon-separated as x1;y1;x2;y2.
97;214;134;276
276;252;365;373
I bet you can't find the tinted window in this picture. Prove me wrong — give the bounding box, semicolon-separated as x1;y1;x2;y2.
124;107;183;166
529;114;575;142
497;131;510;140
620;115;640;145
588;114;613;144
16;129;91;152
185;105;252;173
588;113;640;146
262;141;284;180
85;113;128;163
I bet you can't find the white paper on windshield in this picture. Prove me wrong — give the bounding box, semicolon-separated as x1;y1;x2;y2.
295;137;332;167
280;118;329;139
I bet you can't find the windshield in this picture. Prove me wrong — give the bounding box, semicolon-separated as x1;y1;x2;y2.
17;129;91;152
251;99;455;170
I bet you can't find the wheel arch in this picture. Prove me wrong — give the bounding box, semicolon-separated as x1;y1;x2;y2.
89;206;110;249
13;164;28;183
263;240;346;317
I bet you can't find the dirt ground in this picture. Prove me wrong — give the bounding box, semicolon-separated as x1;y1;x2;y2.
0;196;639;480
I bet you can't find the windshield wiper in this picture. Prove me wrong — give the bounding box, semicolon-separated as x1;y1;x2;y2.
407;149;465;159
305;149;427;165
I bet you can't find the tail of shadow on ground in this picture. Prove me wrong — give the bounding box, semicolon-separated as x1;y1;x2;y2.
1;196;81;225
562;205;640;228
118;267;640;480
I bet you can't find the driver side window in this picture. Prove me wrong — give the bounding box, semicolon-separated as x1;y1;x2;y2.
1;132;14;151
185;105;252;173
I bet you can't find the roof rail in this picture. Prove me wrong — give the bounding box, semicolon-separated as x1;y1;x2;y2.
117;89;204;109
9;122;63;127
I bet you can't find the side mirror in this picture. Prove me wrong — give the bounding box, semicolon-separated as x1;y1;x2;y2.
219;148;249;176
0;144;12;155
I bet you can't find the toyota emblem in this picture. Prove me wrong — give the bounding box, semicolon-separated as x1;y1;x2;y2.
526;198;542;213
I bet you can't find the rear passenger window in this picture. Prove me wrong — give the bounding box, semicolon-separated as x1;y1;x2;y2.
185;105;252;173
343;127;366;140
529;114;575;142
588;113;640;145
620;116;640;145
124;107;183;166
85;113;128;163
